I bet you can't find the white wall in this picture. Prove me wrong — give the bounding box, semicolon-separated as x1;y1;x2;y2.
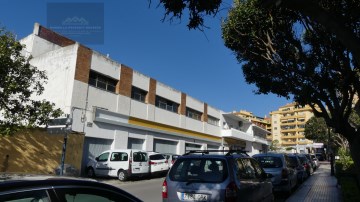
185;117;203;133
154;107;180;127
29;44;78;114
21;34;62;58
132;71;150;91
87;86;118;112
91;51;120;80
156;82;181;103
130;100;148;120
186;96;203;112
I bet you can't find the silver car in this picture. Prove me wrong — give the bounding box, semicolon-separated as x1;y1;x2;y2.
162;150;273;202
253;153;298;194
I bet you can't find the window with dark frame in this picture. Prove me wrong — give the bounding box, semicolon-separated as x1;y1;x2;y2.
207;115;219;126
88;70;117;93
131;86;147;103
186;107;202;121
155;96;179;113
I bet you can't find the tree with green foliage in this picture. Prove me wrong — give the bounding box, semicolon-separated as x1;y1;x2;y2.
156;0;360;183
269;139;281;152
0;27;62;135
305;116;331;143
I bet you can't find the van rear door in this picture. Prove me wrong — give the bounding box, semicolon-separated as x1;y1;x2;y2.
131;151;150;175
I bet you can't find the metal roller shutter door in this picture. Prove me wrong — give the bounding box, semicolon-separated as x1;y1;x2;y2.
153;139;177;154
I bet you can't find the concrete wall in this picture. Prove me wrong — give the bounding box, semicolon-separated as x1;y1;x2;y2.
0;129;84;175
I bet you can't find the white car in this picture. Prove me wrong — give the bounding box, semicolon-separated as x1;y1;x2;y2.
86;149;149;181
148;152;169;176
163;153;180;168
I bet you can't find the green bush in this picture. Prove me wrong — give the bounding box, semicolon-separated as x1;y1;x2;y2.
336;154;360;202
338;176;360;202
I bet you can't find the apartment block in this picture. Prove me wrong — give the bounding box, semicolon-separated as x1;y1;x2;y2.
270;103;314;152
20;23;269;173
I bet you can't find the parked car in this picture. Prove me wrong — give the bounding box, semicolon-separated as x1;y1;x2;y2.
296;154;314;176
310;154;319;168
148;152;169;176
163;150;274;202
304;154;317;171
86;149;149;181
253;153;298;194
315;153;326;161
287;153;308;183
0;177;142;202
163;153;180;168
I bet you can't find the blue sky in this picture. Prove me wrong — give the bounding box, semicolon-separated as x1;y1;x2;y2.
0;0;290;117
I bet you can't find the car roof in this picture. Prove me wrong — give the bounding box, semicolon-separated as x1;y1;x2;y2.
253;152;285;157
0;178;117;191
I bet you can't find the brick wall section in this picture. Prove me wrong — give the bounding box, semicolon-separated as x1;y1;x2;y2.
202;103;208;122
147;78;157;105
75;45;92;83
37;25;75;47
118;65;133;97
179;93;187;115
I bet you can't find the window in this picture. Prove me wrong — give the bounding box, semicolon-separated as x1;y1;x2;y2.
56;188;136;202
149;154;165;160
131;86;147;102
0;190;50;202
186;107;202;121
253;156;283;168
250;159;265;179
133;152;148;162
235;158;256;180
207;116;219;126
97;152;109;162
155;96;179;113
110;152;128;161
169;158;227;183
89;70;117;93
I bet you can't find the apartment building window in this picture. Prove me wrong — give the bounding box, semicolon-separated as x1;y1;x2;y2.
207;116;219;126
89;70;117;93
131;86;147;103
298;124;305;129
155;96;179;113
186;107;202;121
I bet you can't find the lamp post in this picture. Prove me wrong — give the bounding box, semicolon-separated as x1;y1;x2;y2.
328;127;335;176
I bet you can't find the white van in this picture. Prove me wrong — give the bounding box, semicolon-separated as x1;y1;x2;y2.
86;149;149;181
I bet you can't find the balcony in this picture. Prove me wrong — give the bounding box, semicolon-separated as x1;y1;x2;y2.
282;141;296;146
222;128;253;142
254;136;269;145
282;136;297;139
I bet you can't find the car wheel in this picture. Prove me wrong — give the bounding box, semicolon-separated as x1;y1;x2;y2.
118;170;128;181
87;167;95;178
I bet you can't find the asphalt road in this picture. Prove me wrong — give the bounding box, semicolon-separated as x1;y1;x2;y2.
100;177;164;202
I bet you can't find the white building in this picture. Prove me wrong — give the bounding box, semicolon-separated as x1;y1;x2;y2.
20;23;269;173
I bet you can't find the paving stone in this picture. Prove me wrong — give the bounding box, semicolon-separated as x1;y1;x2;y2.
286;162;342;202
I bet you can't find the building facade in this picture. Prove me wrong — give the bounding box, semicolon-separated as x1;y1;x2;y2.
20;23;269;173
270;103;314;153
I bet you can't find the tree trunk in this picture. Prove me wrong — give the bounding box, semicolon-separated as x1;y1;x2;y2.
349;136;360;185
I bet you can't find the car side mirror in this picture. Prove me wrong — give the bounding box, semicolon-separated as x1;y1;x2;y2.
95;157;99;161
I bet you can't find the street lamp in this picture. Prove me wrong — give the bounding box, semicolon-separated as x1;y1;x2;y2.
328;127;334;176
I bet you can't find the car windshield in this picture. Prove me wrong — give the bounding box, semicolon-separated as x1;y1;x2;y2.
169;158;228;183
254;156;283;168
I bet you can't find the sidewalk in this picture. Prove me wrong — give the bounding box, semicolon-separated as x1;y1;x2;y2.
286;162;342;202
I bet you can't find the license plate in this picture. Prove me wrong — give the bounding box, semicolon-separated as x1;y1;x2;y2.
181;193;208;201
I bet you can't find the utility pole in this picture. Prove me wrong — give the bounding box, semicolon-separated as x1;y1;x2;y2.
59;115;72;176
